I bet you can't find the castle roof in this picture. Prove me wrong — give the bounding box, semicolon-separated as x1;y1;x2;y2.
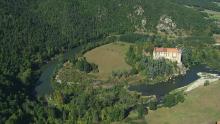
154;47;180;53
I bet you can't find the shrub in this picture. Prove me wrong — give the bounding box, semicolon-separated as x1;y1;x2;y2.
163;94;176;107
149;100;157;110
204;80;210;86
112;70;133;78
130;68;138;75
137;103;144;119
163;91;185;107
75;57;98;73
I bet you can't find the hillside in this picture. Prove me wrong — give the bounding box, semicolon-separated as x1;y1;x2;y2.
0;0;215;76
0;0;219;123
36;0;213;36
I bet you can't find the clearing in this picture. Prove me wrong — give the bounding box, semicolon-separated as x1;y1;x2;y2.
84;42;132;80
204;9;220;20
146;80;220;124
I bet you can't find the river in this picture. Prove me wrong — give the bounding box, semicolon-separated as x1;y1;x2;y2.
35;46;82;96
35;45;220;98
128;65;220;98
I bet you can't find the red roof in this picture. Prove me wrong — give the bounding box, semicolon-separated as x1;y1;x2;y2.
154;48;179;53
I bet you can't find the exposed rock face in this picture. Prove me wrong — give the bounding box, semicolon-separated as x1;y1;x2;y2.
156;15;177;35
134;6;144;16
128;5;148;33
141;18;147;27
128;7;181;34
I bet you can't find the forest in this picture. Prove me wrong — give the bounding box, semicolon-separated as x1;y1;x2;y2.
0;0;220;123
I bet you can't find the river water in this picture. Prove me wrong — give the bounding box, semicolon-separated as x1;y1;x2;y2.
35;45;220;98
35;46;82;96
128;65;220;98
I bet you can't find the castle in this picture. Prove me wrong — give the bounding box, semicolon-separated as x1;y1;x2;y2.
153;47;182;64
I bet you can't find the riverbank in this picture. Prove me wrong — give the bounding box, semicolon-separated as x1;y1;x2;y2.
128;65;220;97
184;72;220;92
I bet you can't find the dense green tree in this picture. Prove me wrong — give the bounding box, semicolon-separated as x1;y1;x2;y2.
163;92;185;107
75;57;98;73
182;48;193;68
137;103;145;119
18;69;33;86
149;100;157;110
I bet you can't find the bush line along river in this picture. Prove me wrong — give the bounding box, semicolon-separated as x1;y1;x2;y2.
35;44;220;97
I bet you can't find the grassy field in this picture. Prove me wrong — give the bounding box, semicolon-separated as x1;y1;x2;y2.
84;42;132;80
146;81;220;124
204;9;220;20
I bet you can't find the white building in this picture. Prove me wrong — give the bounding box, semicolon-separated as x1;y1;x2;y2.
153;47;182;64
